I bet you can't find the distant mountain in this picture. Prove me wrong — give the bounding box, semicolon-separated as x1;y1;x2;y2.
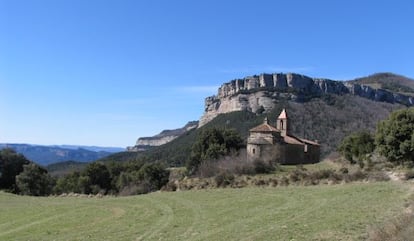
52;145;124;153
0;144;120;166
127;121;198;152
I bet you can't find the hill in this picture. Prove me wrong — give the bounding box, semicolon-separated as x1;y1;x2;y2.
200;72;413;125
102;94;403;166
0;182;411;240
102;72;412;167
0;144;117;166
350;73;414;96
46;161;88;177
99;110;264;166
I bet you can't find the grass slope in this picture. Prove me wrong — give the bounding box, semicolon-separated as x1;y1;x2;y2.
0;182;410;241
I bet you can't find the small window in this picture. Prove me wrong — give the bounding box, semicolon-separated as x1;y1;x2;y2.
304;145;308;153
252;148;256;154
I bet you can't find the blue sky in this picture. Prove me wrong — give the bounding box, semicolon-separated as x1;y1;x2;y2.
1;0;413;147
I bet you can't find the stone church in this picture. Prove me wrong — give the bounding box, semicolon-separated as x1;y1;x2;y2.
247;109;320;164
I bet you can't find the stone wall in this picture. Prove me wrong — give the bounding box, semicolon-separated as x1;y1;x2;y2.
247;143;282;164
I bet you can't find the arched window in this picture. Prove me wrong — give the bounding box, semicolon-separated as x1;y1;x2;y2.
252;148;256;154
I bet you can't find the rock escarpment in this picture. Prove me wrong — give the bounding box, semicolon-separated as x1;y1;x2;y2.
127;121;198;152
199;73;414;126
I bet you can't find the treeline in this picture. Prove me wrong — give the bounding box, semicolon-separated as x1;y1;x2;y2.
0;127;247;197
54;161;169;195
0;148;169;196
339;107;414;167
0;149;54;196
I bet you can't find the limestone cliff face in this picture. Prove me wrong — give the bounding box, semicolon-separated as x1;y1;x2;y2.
127;121;198;152
199;73;414;126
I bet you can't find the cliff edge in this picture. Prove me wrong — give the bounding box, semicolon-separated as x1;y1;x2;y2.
199;73;414;126
127;121;198;152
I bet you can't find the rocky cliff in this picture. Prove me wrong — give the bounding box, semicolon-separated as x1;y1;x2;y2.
127;121;198;152
199;73;414;126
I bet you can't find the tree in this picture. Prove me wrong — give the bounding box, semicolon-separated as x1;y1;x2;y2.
187;128;243;174
137;163;169;193
338;131;375;165
15;163;54;196
83;162;111;193
375;108;414;165
0;148;30;192
53;171;90;194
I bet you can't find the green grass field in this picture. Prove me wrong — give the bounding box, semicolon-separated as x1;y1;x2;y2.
0;182;411;241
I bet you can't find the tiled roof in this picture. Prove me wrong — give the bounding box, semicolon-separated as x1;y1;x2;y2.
249;123;279;133
297;137;320;146
283;135;320;146
283;135;304;145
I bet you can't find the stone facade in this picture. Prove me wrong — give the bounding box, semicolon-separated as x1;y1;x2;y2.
247;109;320;164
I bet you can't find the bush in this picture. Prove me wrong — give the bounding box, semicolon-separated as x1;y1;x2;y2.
137;163;170;193
0;148;30;192
15;163;55;196
366;171;390;182
310;169;335;180
404;169;414;180
375;107;414;165
346;170;367;182
187;128;243;174
338;131;375;164
214;172;235;187
83;162;112;192
339;167;349;174
253;160;276;174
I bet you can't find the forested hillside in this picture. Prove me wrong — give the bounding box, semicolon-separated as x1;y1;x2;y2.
101;93;404;167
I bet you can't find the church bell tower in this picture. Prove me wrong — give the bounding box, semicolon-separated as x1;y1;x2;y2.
276;108;288;136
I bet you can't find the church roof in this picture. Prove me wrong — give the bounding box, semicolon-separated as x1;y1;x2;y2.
250;117;279;133
250;123;279;132
278;108;287;119
283;135;320;146
297;137;320;146
283;135;304;145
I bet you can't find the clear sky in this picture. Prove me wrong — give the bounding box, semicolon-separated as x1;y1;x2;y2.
1;0;413;147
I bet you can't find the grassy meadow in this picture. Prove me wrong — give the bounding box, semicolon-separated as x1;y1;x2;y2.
0;182;411;241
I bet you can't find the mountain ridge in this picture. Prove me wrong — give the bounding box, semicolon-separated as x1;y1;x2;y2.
0;144;120;165
199;72;414;126
127;121;199;152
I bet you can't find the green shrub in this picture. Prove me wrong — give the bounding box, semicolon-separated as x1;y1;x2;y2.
404;169;414;180
338;131;375;164
137;163;170;193
253;160;275;174
15;163;55;196
187;128;243;174
214;172;235;187
375;107;414;165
